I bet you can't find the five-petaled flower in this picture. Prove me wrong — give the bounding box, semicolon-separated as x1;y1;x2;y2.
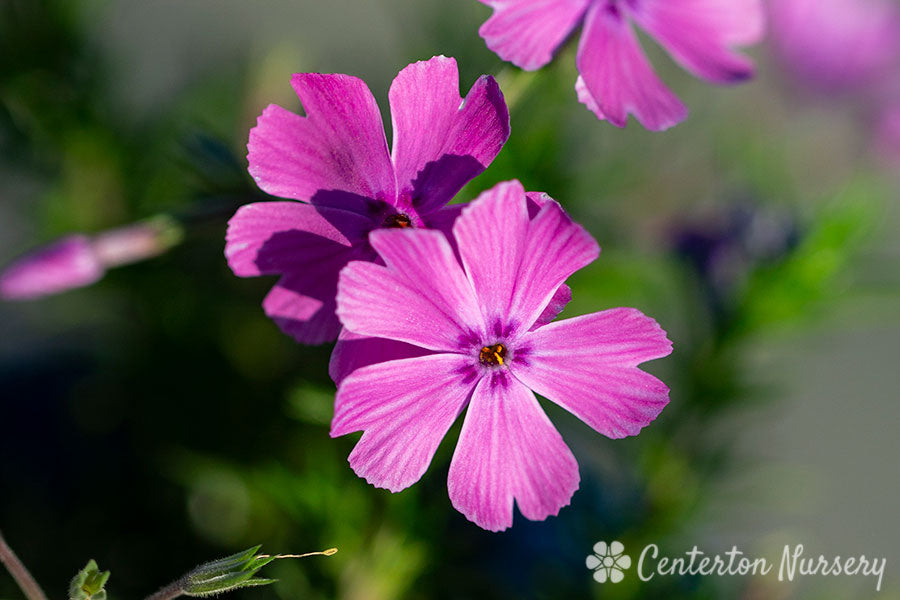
586;541;631;583
226;56;510;343
331;180;672;531
476;0;764;131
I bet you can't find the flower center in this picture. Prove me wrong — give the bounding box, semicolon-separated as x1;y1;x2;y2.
479;343;507;367
383;213;413;229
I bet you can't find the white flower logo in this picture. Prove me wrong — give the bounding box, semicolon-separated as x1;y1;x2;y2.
586;541;631;583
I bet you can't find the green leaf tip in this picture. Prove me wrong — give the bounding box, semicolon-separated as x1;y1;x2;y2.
69;559;110;600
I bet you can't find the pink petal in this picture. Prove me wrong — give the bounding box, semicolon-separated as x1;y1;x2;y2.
336;229;484;351
525;191;573;327
454;181;597;337
0;236;103;300
512;308;673;439
263;275;342;345
389;56;510;215
533;283;572;328
576;3;688;130
628;0;762;84
329;328;433;386
225;202;373;344
225;202;371;277
448;373;580;532
453;180;530;328
478;0;591;70
332;353;476;492
247;73;395;207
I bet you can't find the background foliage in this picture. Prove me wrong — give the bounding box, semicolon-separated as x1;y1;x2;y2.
1;1;898;599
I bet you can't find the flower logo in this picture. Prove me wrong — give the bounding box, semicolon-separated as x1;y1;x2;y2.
586;541;631;583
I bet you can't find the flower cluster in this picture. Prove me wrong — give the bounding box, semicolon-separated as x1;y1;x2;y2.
476;0;764;130
227;57;673;530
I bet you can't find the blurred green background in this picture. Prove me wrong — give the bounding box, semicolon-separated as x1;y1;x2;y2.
1;1;898;599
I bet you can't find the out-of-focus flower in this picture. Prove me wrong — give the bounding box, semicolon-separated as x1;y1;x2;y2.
476;0;764;130
226;56;510;344
671;202;800;321
875;104;900;160
331;180;672;531
0;218;182;300
769;0;900;94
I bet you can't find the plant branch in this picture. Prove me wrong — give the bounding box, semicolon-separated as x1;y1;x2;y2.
0;530;49;600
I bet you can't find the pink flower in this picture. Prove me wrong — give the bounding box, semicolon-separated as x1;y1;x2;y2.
331;180;672;531
876;104;900;160
226;56;510;344
477;0;764;131
770;0;900;94
1;220;179;300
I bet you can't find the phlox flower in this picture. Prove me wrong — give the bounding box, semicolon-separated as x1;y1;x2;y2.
225;56;510;344
476;0;764;131
331;180;672;531
770;0;900;94
0;221;179;300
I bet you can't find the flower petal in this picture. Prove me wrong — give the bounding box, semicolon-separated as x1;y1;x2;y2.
331;353;476;492
225;202;373;344
389;56;510;215
0;236;102;300
454;181;596;337
336;229;483;351
225;201;371;277
576;3;687;130
262;275;341;345
329;328;433;386
478;0;591;70
513;308;673;438
247;73;395;207
628;0;763;84
448;373;580;532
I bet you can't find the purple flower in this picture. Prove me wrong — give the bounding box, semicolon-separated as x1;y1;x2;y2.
225;56;510;344
770;0;900;94
331;180;672;531
876;104;900;161
476;0;764;131
1;220;180;301
0;236;103;300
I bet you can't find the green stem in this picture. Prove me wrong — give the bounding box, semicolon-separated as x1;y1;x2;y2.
0;530;48;600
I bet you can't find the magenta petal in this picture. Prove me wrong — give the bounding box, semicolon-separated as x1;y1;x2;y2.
454;181;595;335
576;3;688;130
332;353;475;492
513;308;673;439
512;191;599;334
390;56;510;215
532;283;572;328
448;373;580;532
336;229;484;351
329;328;433;386
478;0;591;70
0;236;103;300
454;180;529;326
225;202;371;277
225;202;372;344
262;276;341;345
247;73;395;206
628;0;762;83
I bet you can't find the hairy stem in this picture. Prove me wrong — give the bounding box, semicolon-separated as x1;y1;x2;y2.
0;530;49;600
144;579;185;600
